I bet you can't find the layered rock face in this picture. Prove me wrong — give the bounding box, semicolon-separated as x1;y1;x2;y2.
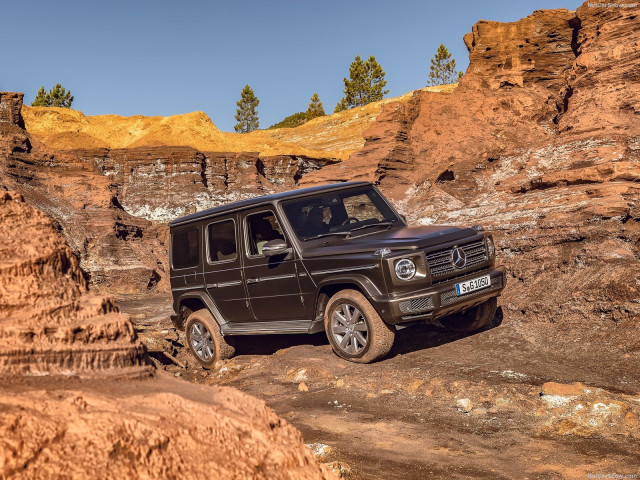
303;1;640;348
0;93;170;293
68;147;338;222
0;186;332;480
0;189;148;376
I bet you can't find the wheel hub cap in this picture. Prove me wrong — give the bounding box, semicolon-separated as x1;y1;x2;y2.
190;321;215;361
331;302;368;355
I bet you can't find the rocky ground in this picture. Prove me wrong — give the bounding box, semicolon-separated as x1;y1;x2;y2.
124;294;640;480
2;0;639;478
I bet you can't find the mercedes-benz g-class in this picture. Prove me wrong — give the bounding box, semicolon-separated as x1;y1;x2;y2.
169;182;506;365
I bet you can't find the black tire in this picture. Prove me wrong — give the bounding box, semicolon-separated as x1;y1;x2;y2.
443;297;498;333
324;289;395;363
185;309;235;368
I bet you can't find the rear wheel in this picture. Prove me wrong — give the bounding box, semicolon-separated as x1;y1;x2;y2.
185;309;235;368
442;297;498;333
325;289;395;363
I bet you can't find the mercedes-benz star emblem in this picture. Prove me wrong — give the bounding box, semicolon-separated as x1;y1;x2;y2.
451;247;467;269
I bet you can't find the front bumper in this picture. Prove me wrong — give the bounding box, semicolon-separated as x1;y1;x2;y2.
374;266;507;325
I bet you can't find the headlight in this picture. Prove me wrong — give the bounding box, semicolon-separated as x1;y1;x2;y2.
395;259;416;281
486;235;495;258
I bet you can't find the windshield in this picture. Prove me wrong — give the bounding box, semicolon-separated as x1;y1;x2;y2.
281;186;402;241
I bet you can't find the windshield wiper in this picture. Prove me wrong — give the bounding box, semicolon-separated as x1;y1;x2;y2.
301;231;350;241
347;221;395;238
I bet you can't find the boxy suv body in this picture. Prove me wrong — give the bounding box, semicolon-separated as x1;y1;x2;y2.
169;182;506;365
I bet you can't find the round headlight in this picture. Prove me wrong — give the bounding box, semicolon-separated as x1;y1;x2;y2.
486;235;495;258
395;259;416;281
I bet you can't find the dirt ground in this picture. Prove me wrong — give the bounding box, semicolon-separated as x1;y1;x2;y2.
118;294;640;480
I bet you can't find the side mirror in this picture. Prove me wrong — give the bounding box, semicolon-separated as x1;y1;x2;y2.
262;239;290;256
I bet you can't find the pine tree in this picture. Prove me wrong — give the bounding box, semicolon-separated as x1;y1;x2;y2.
31;86;50;106
428;44;460;86
335;55;389;112
48;83;74;107
234;85;259;133
31;84;74;107
306;93;325;118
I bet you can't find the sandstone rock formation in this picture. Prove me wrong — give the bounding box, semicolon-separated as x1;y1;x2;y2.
0;189;148;376
22;84;456;161
0;92;170;293
0;162;333;480
0;380;334;480
302;1;640;349
68;147;338;222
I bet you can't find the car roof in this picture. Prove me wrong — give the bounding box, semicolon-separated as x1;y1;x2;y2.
169;181;372;227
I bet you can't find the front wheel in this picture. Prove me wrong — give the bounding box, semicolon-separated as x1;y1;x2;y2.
442;297;498;333
324;289;395;363
185;309;235;368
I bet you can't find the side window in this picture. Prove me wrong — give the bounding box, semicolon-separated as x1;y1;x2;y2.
172;227;200;269
246;211;285;256
207;219;237;262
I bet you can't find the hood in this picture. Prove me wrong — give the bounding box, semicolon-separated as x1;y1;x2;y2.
300;225;480;258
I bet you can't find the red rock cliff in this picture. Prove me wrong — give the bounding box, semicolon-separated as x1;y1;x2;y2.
303;1;640;348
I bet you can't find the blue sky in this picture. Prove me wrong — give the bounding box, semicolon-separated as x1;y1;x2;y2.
5;0;581;132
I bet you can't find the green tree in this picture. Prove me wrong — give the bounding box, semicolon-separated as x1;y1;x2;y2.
428;44;461;86
268;112;308;129
335;55;389;112
31;83;74;107
31;86;50;106
234;84;259;133
306;93;325;118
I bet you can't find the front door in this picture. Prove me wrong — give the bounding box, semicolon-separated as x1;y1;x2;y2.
203;215;252;323
242;208;306;321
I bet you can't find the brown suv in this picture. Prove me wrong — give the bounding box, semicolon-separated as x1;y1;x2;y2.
169;182;506;365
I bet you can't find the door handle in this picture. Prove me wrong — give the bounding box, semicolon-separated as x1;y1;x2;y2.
246;278;259;285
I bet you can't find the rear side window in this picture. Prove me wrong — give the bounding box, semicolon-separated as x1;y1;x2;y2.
208;219;237;262
172;227;200;269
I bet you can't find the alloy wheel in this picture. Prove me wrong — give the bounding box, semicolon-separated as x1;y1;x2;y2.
330;302;369;355
190;321;215;361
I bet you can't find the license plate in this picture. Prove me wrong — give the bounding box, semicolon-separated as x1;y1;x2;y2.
455;275;491;296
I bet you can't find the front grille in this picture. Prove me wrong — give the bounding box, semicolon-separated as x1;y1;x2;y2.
426;239;488;281
440;275;503;306
399;296;434;314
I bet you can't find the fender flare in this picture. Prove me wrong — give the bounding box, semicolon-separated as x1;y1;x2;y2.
174;291;227;327
315;274;383;301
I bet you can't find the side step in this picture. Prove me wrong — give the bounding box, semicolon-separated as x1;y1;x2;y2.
221;320;314;336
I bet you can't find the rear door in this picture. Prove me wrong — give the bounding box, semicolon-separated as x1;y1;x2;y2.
170;225;205;292
203;215;253;323
241;207;306;321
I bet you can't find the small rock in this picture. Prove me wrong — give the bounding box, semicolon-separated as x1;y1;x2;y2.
471;407;487;416
323;461;351;478
174;372;182;377
380;389;394;395
335;378;345;388
406;380;424;393
298;382;309;392
624;411;638;427
305;443;335;461
456;398;473;413
541;382;586;397
294;369;308;382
